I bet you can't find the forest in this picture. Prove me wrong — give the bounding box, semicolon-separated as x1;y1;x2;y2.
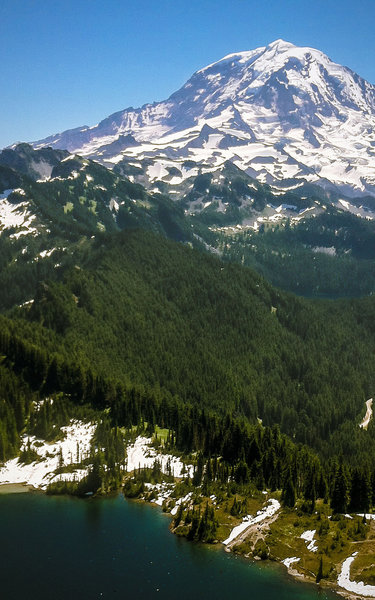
0;228;375;514
216;210;375;298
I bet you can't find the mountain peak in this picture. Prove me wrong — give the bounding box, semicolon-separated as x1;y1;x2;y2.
196;48;262;73
267;38;295;49
30;41;375;198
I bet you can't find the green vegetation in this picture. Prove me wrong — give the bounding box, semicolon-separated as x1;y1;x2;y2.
2;147;375;556
217;210;375;298
1;227;375;506
63;201;74;214
13;229;375;462
3;145;375;592
0;145;198;312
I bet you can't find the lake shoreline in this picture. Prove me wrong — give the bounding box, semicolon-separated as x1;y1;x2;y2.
0;480;368;600
0;482;34;494
0;492;343;600
135;492;369;600
1;429;373;600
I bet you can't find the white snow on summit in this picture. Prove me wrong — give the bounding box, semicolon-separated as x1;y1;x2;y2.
32;40;375;198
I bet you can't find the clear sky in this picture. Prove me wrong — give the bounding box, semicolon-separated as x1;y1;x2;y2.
1;0;375;148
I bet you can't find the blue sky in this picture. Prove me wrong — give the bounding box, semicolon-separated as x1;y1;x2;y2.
1;0;375;148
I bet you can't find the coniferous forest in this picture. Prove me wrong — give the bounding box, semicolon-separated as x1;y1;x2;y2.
1;226;375;515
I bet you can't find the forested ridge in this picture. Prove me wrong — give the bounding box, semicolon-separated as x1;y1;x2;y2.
0;295;375;515
213;210;375;298
27;228;375;457
2;144;375;308
1;228;375;464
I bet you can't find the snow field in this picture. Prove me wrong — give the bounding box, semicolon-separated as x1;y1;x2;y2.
125;436;193;478
33;39;375;200
170;492;194;515
142;485;193;512
0;194;37;237
0;421;95;490
0;433;192;492
144;482;175;506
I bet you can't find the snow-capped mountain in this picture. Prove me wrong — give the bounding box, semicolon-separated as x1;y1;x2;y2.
32;39;375;198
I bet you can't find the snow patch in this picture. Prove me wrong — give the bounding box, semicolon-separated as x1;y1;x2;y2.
0;198;37;237
223;498;280;545
312;246;336;256
19;299;34;308
283;557;300;568
38;248;55;259
274;203;297;212
170;492;194;515
126;436;192;478
339;199;351;210
0;421;95;490
360;398;373;430
300;529;318;552
338;552;375;597
109;198;119;212
356;513;375;520
144;482;174;506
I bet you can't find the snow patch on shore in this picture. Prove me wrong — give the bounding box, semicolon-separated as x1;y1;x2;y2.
223;498;281;545
142;484;193;512
0;421;95;490
144;482;175;506
300;529;318;552
338;552;375;597
170;492;193;515
283;557;300;568
126;436;192;478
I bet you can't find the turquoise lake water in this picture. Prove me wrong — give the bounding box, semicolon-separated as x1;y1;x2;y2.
0;492;340;600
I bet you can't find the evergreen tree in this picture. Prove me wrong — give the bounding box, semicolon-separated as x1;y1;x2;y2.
316;556;324;583
331;465;350;514
282;468;296;508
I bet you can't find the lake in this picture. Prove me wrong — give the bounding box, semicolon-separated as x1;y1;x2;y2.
0;492;339;600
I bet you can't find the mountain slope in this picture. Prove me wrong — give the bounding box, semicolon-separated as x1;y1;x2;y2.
0;144;198;310
32;40;375;198
2;144;375;304
9;228;375;461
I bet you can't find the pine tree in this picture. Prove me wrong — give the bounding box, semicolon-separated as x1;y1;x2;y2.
331;465;349;514
192;452;204;486
316;556;323;583
282;468;296;508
